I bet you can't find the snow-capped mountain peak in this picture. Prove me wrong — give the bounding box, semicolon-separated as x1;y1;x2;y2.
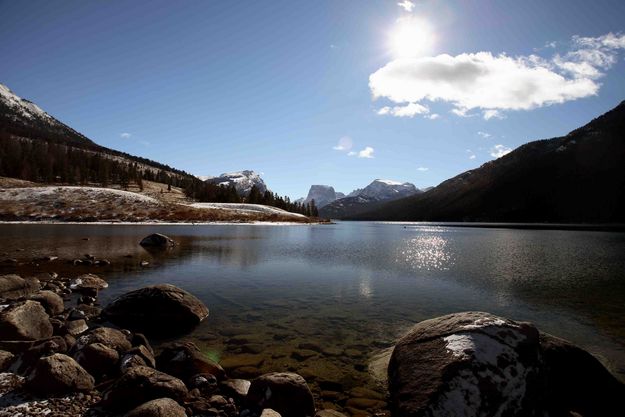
204;170;268;196
0;83;55;123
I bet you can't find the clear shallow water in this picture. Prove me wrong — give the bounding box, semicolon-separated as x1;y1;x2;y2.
1;222;624;394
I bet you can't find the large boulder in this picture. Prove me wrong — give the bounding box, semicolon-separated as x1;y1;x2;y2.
0;300;53;341
246;372;315;417
102;284;209;334
156;341;226;381
540;332;625;416
0;275;39;300
140;233;175;248
388;312;543;417
387;311;625;417
101;365;188;411
125;398;187;417
29;290;65;316
25;353;94;395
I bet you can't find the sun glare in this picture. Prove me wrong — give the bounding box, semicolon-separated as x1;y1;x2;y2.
389;17;435;58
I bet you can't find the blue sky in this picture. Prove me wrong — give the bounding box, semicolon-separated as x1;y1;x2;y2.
1;0;624;199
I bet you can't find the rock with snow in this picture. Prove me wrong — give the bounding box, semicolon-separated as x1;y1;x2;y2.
0;300;53;341
245;372;315;417
388;311;625;417
102;284;209;335
388;312;543;416
204;170;268;196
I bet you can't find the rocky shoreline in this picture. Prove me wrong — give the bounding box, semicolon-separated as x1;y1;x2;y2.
1;234;623;416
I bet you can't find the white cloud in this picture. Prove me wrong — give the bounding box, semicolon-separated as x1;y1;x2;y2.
466;149;477;159
469;154;476;160
426;113;440;120
397;1;415;12
120;132;131;139
333;136;353;151
490;144;512;158
417;166;429;171
477;131;491;138
349;146;375;159
377;102;429;117
483;109;505;120
369;32;625;119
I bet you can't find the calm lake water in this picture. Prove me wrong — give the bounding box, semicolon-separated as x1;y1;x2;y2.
1;222;624;397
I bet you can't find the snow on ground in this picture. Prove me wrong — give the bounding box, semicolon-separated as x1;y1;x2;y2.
189;202;307;218
0;186;160;205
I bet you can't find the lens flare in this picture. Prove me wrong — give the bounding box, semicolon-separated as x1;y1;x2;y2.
389;17;435;58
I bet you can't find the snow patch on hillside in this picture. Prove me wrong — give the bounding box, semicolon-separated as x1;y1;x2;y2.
190;202;306;218
1;186;160;205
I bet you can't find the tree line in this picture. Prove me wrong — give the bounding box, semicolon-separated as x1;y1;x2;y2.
0;136;317;217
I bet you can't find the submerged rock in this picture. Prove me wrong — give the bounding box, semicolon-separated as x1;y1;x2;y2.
156;341;225;381
388;311;625;417
140;233;175;248
0;300;53;341
246;372;315;417
25;353;94;395
102;284;209;334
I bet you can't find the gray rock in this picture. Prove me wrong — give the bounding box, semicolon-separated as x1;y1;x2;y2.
124;398;187;417
220;378;251;401
101;365;188;411
65;319;89;336
0;300;53;341
29;290;65;316
139;233;175;247
261;409;282;417
103;284;209;335
246;372;315;417
25;353;94;395
69;273;108;295
0;275;39;300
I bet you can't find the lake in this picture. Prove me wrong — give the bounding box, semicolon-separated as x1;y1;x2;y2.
1;221;624;397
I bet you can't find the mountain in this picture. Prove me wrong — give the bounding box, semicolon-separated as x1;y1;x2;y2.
301;185;344;208
205;170;267;196
350;101;625;223
0;82;194;183
320;179;422;218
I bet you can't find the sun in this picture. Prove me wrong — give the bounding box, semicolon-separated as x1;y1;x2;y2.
389;17;435;58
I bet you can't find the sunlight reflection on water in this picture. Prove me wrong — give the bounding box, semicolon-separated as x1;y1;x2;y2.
398;232;454;271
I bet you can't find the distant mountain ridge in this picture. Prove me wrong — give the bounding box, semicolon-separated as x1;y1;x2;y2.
317;179;423;218
350;101;625;223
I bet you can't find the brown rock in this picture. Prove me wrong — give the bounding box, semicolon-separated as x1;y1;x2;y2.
124;397;187;417
139;233;175;247
75;327;132;353
0;274;39;300
0;300;53;341
0;349;14;371
25;353;94;395
29;290;65;316
246;372;315;417
74;342;120;379
101;365;188;411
